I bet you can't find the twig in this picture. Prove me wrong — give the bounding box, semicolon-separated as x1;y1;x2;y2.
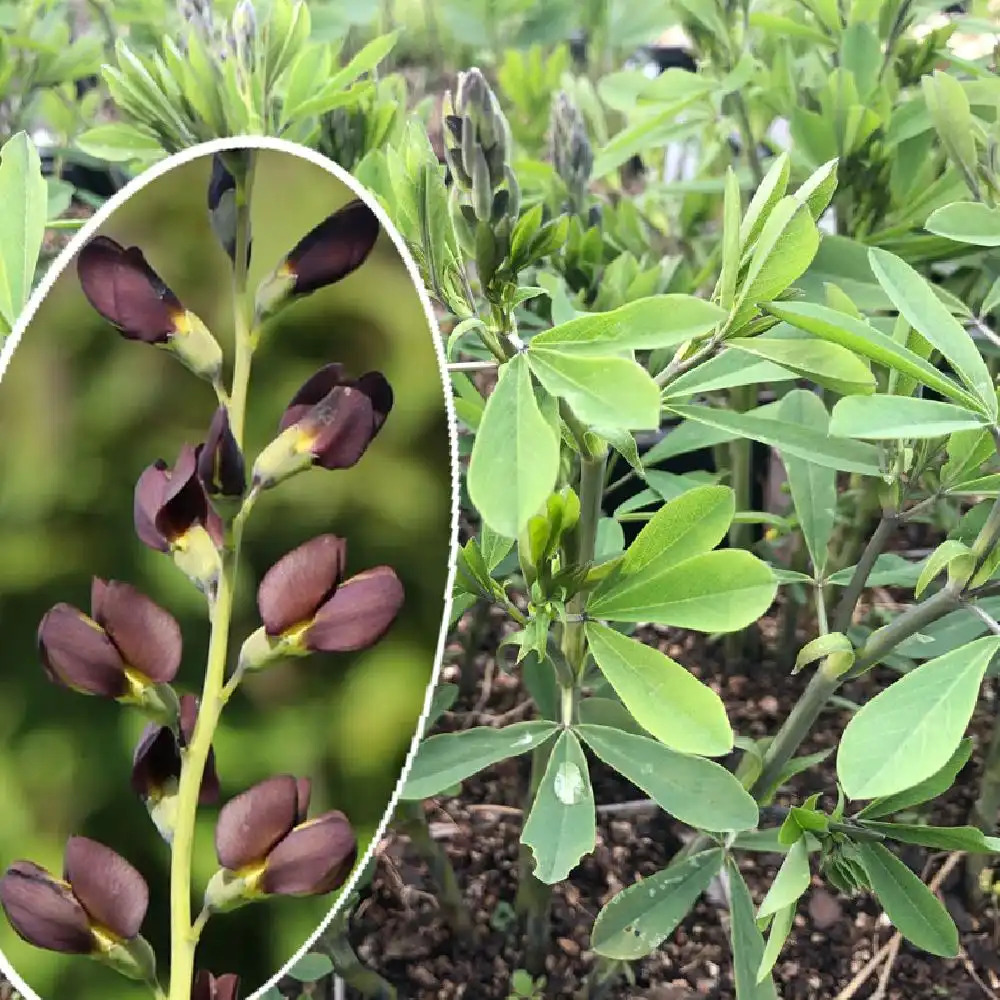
834;852;963;1000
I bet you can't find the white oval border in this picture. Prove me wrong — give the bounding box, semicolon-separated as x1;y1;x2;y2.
0;135;459;1000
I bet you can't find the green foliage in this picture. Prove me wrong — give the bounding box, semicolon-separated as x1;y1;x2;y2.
0;132;47;337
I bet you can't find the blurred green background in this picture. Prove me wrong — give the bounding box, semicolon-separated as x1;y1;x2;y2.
0;148;452;998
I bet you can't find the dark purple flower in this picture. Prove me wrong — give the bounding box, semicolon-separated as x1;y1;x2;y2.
251;365;393;489
0;838;148;955
284;200;380;295
253;200;380;321
193;970;241;1000
214;775;356;897
132;694;220;808
37;578;181;699
257;534;404;653
77;237;222;381
135;443;225;553
77;237;183;343
196;407;246;500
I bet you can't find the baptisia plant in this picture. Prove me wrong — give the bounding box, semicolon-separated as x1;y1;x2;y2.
351;56;1000;994
0;150;405;1000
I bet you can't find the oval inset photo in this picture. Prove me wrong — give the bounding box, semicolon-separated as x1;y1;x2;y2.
0;140;454;1000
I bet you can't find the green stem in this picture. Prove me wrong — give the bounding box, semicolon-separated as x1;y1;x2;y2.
326;930;397;999
227;159;257;445
967;705;1000;907
831;512;897;634
394;801;469;936
166;155;257;1000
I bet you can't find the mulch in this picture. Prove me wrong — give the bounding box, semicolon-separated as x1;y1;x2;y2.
343;601;1000;1000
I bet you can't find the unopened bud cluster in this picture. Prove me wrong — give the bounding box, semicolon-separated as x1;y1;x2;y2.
550;92;593;213
443;68;520;226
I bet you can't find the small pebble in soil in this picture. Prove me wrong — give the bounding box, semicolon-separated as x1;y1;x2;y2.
808;888;843;930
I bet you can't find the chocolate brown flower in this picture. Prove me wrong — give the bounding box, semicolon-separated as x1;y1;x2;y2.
193;970;241;1000
251;364;393;489
0;838;148;956
253;200;380;322
77;237;222;381
258;534;404;653
132;694;221;824
213;775;356;898
38;578;181;701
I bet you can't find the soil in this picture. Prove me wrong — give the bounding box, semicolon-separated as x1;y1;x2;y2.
342;599;1000;1000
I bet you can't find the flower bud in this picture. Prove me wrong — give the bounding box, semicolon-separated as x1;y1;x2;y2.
207;155;252;265
197;407;246;502
253;200;380;325
77;237;222;384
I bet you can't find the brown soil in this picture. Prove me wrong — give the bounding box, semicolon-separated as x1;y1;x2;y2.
343;603;1000;1000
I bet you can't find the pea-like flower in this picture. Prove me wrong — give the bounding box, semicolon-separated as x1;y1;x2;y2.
251;364;393;490
253;199;380;323
37;578;181;721
0;837;155;981
193;970;241;1000
132;694;221;843
135;444;225;596
204;775;356;910
77;236;222;383
237;534;404;673
197;407;246;502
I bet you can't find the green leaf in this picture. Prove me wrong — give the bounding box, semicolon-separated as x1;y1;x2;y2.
402;721;560;799
857;842;959;957
728;336;875;396
915;539;974;598
795;632;854;675
668;404;883;475
868;248;995;418
576;725;758;831
758;836;810;920
521;730;595;884
857;739;974;819
74;122;164;163
830;396;987;440
719;167;742;311
529;295;726;354
0;133;47;329
779;390;837;575
857;821;1000;854
757;903;795;983
763;301;981;411
526;348;660;430
584;622;734;756
282;43;334;123
588;549;778;633
925;201;1000;247
736;197;819;319
467;355;560;537
619;484;734;576
923;70;979;198
288;953;335;981
728;859;780;1000
663;351;794;399
837;637;1000;800
592;111;703;180
590;849;725;959
740;152;791;249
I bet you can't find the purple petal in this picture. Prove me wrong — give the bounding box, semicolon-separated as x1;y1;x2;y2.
63;837;149;940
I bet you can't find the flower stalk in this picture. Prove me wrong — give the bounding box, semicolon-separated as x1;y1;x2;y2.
167;152;256;1000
